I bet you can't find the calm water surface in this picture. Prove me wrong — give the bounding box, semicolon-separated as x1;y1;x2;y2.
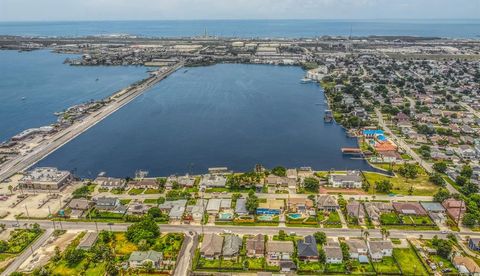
37;64;374;177
0;50;149;141
0;20;479;38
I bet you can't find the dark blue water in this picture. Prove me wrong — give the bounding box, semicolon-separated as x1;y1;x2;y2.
0;20;479;38
0;50;149;142
37;64;373;177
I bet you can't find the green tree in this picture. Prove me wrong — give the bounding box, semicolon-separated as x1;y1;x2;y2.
271;166;286;177
398;164;418;179
462;213;477;227
429;173;445;186
278;230;286;241
433;189;450;202
126;217;160;244
375;180;393;193
433;162;447;173
65;249;85;267
303;177;320;193
456;175;468;186
313;231;326;245
147;207;162;218
461;165;473;178
246;191;259;213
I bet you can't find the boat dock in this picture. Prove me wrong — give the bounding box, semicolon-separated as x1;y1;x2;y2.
0;61;184;182
341;147;363;155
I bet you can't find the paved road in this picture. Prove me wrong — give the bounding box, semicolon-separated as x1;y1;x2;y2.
375;108;457;194
98;191;433;202
0;62;184;182
2;219;478;240
460;102;480;118
1;228;54;276
173;231;197;276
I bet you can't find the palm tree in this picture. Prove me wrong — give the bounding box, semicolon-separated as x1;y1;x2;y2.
363;230;370;240
380;227;387;240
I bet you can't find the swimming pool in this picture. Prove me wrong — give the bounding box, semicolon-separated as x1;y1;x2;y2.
218;212;233;220
257;214;274;221
287;213;303;219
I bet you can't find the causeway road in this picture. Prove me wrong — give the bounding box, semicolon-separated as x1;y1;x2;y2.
0;62;184;182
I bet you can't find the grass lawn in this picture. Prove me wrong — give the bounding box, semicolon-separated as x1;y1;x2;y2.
143;198;159;204
221;259;243;269
350;260;375;274
393;247;429;276
298;261;324;273
185;187;199;193
373;257;401;274
401;215;433;225
198;258;221;269
323;210;342;228
128;188;145;195
363;165;439;196
325;263;345;273
119;199;131;205
246;257;265;270
205;187;230;193
380;212;400;224
111;232;138;255
144;188;161;194
151;233;184;260
110;188;125;194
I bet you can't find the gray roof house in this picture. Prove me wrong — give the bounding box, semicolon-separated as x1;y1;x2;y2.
347;201;365;220
222;235;242;259
94;197;119;210
329;171;363;188
346;239;368;260
246;234;265;257
235;198;248;215
168;205;185;221
206;198;231;214
324;245;343;264
128;250;163;268
297;235;319;261
200;234;224;259
368;240;393;261
317;195;339;211
77;232;98;250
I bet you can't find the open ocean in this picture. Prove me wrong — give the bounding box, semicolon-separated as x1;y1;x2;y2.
0;19;479;38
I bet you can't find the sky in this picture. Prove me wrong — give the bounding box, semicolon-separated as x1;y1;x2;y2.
0;0;479;21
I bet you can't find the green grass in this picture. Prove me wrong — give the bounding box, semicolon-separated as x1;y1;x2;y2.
373;256;401;274
325;263;345;273
323;211;342;228
380;212;401;224
245;257;265;270
298;261;324;273
128;188;145;195
144;188;161;194
143;198;159;204
350;260;375;275
363;165;439;196
205;187;230;193
119;199;131;205
393;247;429;276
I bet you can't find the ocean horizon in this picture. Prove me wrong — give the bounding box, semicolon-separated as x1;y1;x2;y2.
0;19;479;39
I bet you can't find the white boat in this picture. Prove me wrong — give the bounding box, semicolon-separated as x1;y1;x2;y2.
300;77;312;83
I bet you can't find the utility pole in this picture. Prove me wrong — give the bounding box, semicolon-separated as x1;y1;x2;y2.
24;204;30;219
48;205;56;229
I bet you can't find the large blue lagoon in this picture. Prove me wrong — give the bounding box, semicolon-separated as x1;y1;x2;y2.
38;64;373;177
0;50;149;141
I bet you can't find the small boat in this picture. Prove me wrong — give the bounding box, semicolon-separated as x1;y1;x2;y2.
95;78;99;81
183;70;188;73
300;77;312;83
21;97;26;101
